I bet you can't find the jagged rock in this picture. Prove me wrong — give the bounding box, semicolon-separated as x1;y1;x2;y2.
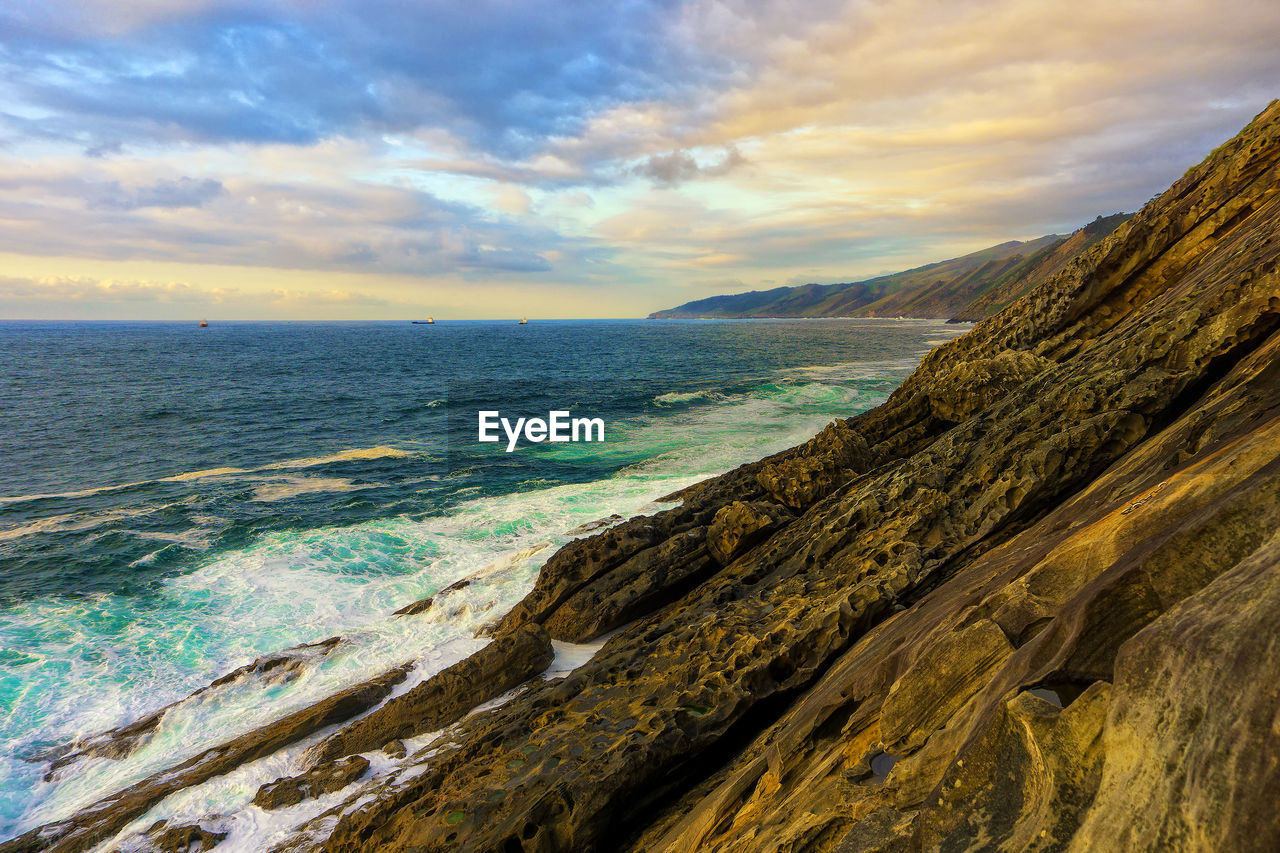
706;500;794;565
925;350;1051;423
1;664;409;853
19;102;1280;853
381;739;407;759
542;526;716;642
253;755;370;810
302;623;553;766
756;421;878;509
260;101;1280;853
493;460;773;637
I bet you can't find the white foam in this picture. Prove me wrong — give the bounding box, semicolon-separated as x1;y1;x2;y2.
544;636;612;678
0;363;926;845
0;447;412;507
250;476;373;502
653;389;726;406
260;446;414;470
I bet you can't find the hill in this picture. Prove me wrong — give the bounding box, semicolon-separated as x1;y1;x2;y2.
649;214;1130;321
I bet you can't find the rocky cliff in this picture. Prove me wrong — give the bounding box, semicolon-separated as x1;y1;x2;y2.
6;101;1280;853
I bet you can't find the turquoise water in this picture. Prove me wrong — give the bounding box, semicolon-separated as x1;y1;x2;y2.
0;318;965;846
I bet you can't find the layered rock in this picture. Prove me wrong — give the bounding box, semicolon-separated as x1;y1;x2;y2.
302;624;553;766
10;100;1280;853
126;819;228;853
270;99;1280;853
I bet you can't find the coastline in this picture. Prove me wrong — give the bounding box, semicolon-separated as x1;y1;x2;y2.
6;100;1280;853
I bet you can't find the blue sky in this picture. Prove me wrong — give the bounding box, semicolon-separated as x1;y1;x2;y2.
1;0;1277;319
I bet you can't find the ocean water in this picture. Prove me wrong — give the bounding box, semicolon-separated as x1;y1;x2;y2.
0;318;966;848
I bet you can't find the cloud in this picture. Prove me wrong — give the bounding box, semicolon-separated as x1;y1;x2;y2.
0;0;724;156
0;274;201;302
263;287;385;307
0;0;1278;318
0;159;582;278
0;274;386;311
88;177;224;209
633;146;745;187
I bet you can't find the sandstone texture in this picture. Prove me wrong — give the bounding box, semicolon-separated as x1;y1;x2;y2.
282;99;1280;853
9;102;1280;853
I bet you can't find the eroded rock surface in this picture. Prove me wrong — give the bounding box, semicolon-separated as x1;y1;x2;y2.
706;500;794;565
280;99;1280;853
12;101;1280;853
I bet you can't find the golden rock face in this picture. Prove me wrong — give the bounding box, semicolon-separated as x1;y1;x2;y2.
11;101;1280;853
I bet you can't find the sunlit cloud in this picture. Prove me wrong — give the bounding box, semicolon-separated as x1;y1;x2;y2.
0;0;1277;318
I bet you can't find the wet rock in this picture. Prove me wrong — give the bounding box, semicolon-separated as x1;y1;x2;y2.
130;819;228;853
567;514;624;536
253;755;370;811
1;664;409;853
392;579;471;617
303;624;553;766
381;739;407;759
31;635;343;782
706;500;794;565
208;636;343;689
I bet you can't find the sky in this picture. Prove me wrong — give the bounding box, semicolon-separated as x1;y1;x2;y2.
0;0;1277;320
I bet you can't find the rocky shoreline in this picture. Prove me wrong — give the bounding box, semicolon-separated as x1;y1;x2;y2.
6;100;1280;852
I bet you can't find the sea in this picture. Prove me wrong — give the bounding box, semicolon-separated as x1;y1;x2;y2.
0;317;966;848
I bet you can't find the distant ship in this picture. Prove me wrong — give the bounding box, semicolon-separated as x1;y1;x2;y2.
411;318;435;324
198;320;208;327
518;318;528;325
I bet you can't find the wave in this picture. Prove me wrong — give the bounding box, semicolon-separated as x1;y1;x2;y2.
0;370;910;843
652;389;727;406
250;476;375;502
260;446;414;470
0;448;413;507
0;503;185;544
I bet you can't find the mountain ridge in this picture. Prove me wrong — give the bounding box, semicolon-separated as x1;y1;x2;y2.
649;213;1130;321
